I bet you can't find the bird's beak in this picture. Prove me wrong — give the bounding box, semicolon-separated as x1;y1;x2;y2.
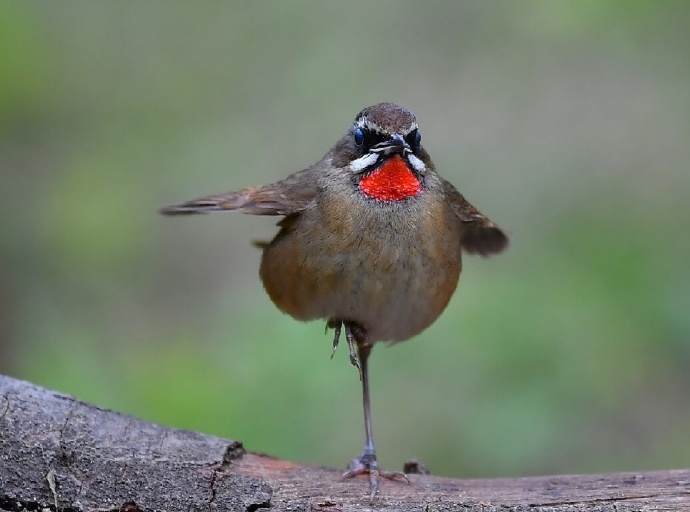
375;133;410;156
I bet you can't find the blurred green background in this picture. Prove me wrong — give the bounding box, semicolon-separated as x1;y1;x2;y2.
2;1;689;479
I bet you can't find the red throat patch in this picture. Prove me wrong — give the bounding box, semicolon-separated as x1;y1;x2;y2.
358;156;422;201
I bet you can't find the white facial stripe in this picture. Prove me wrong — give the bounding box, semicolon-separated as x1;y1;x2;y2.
349;152;379;172
407;153;425;173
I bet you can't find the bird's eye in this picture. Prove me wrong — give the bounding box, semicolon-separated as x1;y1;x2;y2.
354;128;364;146
406;129;421;149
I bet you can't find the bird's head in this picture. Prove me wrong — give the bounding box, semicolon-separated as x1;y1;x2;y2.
331;103;431;202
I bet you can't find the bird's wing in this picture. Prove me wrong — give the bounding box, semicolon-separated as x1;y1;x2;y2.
160;168;318;217
442;178;508;256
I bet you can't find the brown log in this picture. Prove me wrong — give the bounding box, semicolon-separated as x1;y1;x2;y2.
1;374;689;511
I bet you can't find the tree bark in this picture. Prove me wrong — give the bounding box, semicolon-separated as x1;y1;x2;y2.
1;375;688;512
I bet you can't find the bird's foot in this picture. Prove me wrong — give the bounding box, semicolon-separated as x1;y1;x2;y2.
327;319;342;359
343;452;409;501
344;324;363;378
327;319;366;379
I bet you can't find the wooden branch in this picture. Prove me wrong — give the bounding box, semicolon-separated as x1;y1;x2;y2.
1;375;689;512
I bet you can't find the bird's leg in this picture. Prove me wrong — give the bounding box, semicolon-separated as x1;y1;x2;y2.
342;322;409;501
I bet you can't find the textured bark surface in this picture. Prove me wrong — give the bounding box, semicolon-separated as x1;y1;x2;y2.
1;375;689;512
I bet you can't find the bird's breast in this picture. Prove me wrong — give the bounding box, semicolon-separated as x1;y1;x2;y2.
259;186;462;343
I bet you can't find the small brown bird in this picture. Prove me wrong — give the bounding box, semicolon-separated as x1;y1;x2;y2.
161;103;508;499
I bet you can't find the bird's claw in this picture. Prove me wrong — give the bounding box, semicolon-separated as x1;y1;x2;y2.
343;454;409;501
328;319;363;377
328;319;342;359
344;325;363;378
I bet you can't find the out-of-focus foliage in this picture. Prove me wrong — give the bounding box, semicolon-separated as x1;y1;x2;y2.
2;1;689;478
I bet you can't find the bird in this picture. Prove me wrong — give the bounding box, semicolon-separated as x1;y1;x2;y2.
160;102;508;499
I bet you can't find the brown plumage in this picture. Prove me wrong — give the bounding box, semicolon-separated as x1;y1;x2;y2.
161;103;508;499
